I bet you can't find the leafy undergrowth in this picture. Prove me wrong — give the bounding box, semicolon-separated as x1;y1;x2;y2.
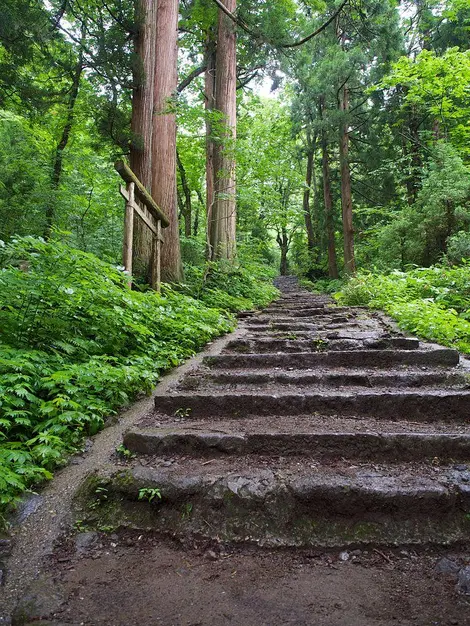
0;237;278;521
335;265;470;353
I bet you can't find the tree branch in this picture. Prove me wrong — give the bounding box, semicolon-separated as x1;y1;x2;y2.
209;0;349;49
282;0;350;48
177;63;207;93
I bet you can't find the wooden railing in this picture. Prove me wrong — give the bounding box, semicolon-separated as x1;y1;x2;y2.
115;160;169;292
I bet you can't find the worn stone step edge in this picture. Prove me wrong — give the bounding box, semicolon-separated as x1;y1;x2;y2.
246;311;356;322
99;464;470;526
245;323;383;331
186;370;469;389
123;429;470;462
154;389;470;421
224;337;420;353
203;349;460;369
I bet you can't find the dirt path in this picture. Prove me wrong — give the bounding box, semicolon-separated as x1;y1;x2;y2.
2;276;470;625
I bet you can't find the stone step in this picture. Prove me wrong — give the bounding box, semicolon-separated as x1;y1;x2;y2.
90;460;470;548
179;369;469;390
224;337;420;353
203;348;460;370
262;306;361;317
263;303;327;311
245;327;385;337
154;388;470;421
123;422;470;462
246;310;356;322
245;322;378;332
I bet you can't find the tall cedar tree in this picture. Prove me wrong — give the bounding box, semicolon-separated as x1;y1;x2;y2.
152;0;183;282
130;0;156;282
209;0;237;261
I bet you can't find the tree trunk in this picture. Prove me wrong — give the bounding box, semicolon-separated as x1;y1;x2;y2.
152;0;183;282
303;143;316;252
195;189;204;237
44;47;83;239
130;0;156;283
405;107;422;206
277;227;289;276
319;96;338;279
204;35;216;257
210;0;237;261
176;150;192;237
339;85;355;274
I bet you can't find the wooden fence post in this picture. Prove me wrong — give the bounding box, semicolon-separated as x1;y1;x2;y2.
115;161;169;293
121;182;135;288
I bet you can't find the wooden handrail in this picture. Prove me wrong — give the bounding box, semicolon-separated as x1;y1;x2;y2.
114;160;170;228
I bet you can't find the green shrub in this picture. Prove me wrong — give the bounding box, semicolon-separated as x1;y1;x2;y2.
336;264;470;353
0;237;276;519
181;259;278;312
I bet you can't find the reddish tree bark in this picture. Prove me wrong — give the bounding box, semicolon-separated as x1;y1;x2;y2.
339;84;355;274
204;35;216;257
210;0;237;261
152;0;183;282
130;0;156;282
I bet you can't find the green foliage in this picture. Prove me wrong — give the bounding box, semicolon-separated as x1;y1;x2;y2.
446;231;470;265
0;237;276;517
364;143;470;269
381;48;470;155
336;265;470;352
181;257;279;313
138;487;162;503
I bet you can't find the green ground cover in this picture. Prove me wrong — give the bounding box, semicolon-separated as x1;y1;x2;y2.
335;265;470;354
0;237;277;520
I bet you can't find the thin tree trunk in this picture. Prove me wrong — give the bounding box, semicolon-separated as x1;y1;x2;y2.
277;227;289;276
303;143;316;252
204;35;216;257
176;150;192;237
195;189;204;237
152;0;183;282
339;85;355;274
319;96;338;279
210;0;237;261
405;107;422;206
130;0;156;283
44;47;83;239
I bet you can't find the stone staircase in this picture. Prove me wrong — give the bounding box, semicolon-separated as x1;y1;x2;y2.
79;276;470;549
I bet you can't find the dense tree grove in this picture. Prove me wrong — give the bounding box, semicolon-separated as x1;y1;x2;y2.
1;0;470;511
1;0;469;277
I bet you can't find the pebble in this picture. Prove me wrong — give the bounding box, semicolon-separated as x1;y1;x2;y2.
75;532;98;554
0;539;12;557
457;566;470;594
435;557;459;576
339;551;349;561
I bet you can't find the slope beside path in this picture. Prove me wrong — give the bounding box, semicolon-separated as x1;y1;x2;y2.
2;276;470;625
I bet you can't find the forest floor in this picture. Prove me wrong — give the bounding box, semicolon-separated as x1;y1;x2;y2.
22;531;470;626
2;277;470;626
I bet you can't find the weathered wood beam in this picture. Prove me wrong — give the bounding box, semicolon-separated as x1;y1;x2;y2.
120;185;159;236
115;160;170;227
